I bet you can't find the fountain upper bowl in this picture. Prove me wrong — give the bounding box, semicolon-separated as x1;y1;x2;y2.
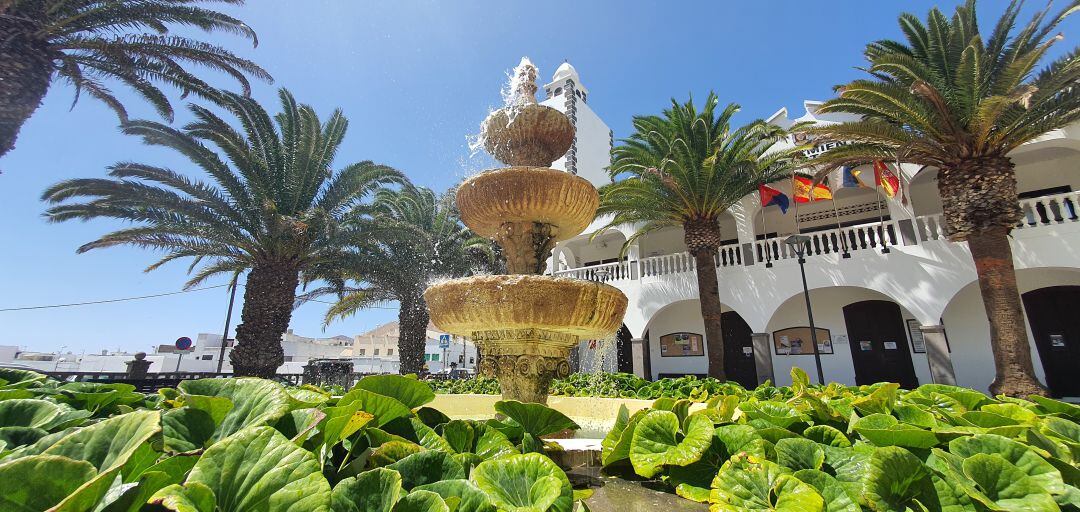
457;167;599;241
481;104;575;167
424;274;628;341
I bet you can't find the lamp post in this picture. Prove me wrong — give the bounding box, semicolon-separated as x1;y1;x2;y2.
216;274;239;374
784;235;826;385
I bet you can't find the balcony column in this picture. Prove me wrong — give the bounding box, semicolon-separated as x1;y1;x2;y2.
919;325;956;385
631;337;651;379
751;332;774;385
731;198;758;265
625;239;641;279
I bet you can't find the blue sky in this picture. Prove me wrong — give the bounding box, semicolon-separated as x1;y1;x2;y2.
2;1;1075;354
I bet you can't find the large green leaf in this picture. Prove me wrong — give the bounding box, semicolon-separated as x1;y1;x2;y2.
776;438;826;471
443;420;475;454
493;400;579;437
793;469;860;512
382;417;454;453
320;401;375;452
370;441;426;467
331;467;403;512
0;399;63;429
44;409;161;473
386;450;466;490
0;455;96;511
415;479;497;512
162;407;216;453
353;375;435;409
286;387;331;409
709;455;825;512
55;382;143;416
961;453;1060;511
629;410;714;478
338;388;413;428
155;426;331;511
739;401;807;428
0;369;46;389
862;446;939;512
601;410;645;466
101;455;199;512
472;452;573;512
391;490;449;512
668;424;768;503
852;414;941;449
804;425;851;447
948;434;1064;494
470;422;518;460
178;378;290;441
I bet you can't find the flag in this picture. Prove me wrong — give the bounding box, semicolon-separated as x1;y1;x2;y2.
841;166;868;188
793;176;833;203
873;161;901;199
759;184;790;214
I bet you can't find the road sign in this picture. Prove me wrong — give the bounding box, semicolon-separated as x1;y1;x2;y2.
438;334;451;349
175;336;193;351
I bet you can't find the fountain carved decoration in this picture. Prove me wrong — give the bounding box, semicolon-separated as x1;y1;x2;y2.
425;58;628;403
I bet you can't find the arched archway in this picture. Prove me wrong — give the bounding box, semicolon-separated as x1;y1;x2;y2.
764;286;931;386
616;324;633;374
1022;286;1080;398
641;299;756;385
940;267;1080;394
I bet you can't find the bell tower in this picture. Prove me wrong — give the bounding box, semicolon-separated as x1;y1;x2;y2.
540;62;613;188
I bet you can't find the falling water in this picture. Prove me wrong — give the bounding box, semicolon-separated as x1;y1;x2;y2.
467;57;540;156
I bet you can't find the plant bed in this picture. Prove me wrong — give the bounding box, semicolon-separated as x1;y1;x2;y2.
0;369;596;511
598;368;1080;511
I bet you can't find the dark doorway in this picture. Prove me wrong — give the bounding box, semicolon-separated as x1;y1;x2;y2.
843;300;918;388
616;325;633;373
721;311;758;388
1022;286;1080;398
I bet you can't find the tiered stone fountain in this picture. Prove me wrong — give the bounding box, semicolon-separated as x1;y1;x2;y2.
425;58;627;404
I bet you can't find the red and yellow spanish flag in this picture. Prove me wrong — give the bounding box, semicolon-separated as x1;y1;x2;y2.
873;161;901;199
792;176;833;203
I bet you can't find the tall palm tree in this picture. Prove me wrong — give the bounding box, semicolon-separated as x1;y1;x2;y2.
807;0;1079;397
0;0;270;159
302;184;494;375
42;89;402;377
598;93;802;380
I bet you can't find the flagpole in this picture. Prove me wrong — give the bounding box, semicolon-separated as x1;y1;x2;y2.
760;193;773;268
874;163;891;254
792;175;803;261
829;194;850;258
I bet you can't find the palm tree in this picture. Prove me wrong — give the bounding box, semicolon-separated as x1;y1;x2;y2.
598;93;802;380
42;89;402;377
0;0;270;159
302;184;494;375
807;0;1079;397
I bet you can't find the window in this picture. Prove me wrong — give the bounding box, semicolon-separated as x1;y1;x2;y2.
554;87;562;96
358;349;365;356
374;349;380;356
431;354;439;362
200;355;213;360
387;349;393;356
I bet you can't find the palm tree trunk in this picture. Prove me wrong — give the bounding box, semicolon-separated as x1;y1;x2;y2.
230;263;299;378
939;156;1047;397
685;218;726;381
398;294;429;375
0;2;55;158
967;228;1047;397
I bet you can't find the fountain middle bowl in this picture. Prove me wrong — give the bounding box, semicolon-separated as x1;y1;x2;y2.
424;274;628;343
457;167;599;241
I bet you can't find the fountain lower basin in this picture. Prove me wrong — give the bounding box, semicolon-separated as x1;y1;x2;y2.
425;275;627;403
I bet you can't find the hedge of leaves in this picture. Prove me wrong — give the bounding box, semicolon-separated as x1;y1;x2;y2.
0;368;592;512
601;368;1080;511
429;372;746;400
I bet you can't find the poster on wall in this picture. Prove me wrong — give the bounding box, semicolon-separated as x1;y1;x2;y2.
659;332;704;357
906;319;926;353
772;327;832;355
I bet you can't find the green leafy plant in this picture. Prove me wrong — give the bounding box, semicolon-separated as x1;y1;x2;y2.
0;371;588;512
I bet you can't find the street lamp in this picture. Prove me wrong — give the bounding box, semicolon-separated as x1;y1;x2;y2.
784;234;826;385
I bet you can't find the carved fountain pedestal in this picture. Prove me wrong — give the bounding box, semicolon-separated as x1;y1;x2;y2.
424;59;627;404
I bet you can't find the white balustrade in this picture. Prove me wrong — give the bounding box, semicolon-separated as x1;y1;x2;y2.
1015;190;1080;230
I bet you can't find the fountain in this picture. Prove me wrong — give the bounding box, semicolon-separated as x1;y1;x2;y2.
425;58;628;404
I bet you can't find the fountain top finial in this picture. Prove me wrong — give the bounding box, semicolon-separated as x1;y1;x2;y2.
507;57;539;106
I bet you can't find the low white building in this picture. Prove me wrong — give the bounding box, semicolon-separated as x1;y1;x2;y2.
351;322;477;374
541;64;1080;398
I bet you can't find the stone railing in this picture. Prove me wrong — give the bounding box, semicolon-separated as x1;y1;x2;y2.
553;193;1079;282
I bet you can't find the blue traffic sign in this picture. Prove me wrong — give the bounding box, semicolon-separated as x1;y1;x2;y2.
175;336;193;350
438;334;451;349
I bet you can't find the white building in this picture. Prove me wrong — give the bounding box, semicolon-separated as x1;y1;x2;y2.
352;322;477;374
542;64;1080;398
